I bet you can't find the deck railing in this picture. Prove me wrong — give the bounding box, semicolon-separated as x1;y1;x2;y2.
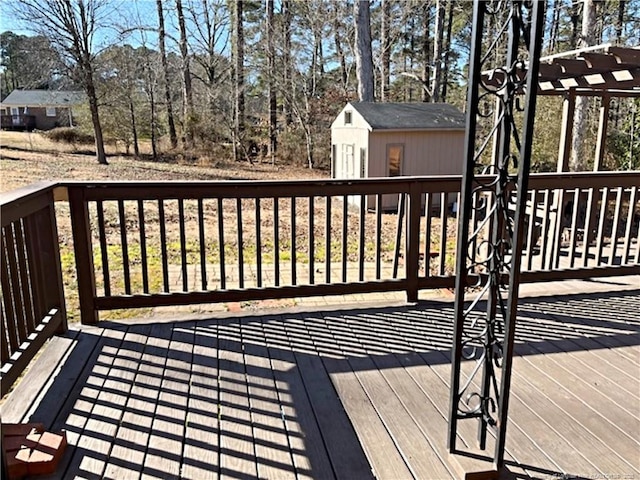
0;182;67;396
1;172;638;393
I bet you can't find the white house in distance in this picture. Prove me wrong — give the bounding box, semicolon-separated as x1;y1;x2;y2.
331;102;466;210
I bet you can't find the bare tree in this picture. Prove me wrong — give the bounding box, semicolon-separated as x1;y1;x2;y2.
431;0;445;102
156;0;178;149
570;0;596;171
14;0;109;164
233;0;245;161
282;0;293;127
176;0;195;148
380;0;391;101
354;0;374;102
266;0;276;163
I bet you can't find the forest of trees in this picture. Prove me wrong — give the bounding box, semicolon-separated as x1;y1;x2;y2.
1;0;639;170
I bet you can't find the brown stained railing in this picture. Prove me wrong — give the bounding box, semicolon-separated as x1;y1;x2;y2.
60;172;638;324
0;182;67;396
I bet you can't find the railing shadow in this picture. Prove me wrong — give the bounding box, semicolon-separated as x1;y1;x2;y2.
22;288;640;479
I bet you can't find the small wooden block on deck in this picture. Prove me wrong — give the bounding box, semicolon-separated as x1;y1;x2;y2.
2;423;67;479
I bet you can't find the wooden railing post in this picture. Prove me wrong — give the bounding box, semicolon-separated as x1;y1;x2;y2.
68;186;98;325
406;182;421;302
24;193;67;333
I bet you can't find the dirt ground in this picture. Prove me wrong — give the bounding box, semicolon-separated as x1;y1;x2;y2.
0;131;326;192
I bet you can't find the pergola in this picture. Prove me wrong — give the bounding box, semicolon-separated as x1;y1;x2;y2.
484;44;640;172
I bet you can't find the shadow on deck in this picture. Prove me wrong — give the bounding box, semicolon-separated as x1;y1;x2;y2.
2;288;639;480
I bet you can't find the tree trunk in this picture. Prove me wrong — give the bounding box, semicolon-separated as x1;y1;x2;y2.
381;0;391;102
85;67;107;165
570;1;580;48
570;0;596;171
267;0;276;164
616;0;626;43
332;1;348;96
421;3;431;102
176;0;194;149
129;99;139;157
354;0;374;102
156;0;178;149
441;0;454;102
282;0;293;127
431;0;445;103
549;0;561;53
234;0;245;160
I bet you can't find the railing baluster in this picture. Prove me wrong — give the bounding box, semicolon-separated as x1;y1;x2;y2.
118;200;131;295
392;193;405;279
609;187;623;266
138;200;149;294
539;190;551;270
256;198;262;288
237;198;244;289
582;187;596;268
552;189;566;270
595;187;609;266
308;196;314;285
6;225;27;344
359;194;366;282
217;198;226;290
158;199;170;292
375;194;382;280
274;198;280;287
14;220;35;333
198;198;207;290
1;230;19;351
568;188;580;268
178;199;188;291
622;187;637;264
342;195;348;282
96;200;111;296
0;303;8;363
425;193;433;277
439;192;447;276
525;190;536;271
325;196;332;284
291;197;297;286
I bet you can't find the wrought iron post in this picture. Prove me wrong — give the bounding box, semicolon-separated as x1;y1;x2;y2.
448;0;544;470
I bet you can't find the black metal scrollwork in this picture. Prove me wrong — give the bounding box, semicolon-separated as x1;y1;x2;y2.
448;0;544;469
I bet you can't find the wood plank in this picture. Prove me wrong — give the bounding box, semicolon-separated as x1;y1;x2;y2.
282;314;374;480
241;316;296;480
509;360;639;476
237;198;244;289
1;329;80;423
325;196;332;284
321;311;448;479
138;200;149;293
103;323;172;479
158;200;170;292
262;315;336;480
513;343;640;460
315;312;415;480
197;198;207;290
178;199;188;291
217;318;259;479
256;198;263;288
51;325;127;479
308;196;315;285
66;324;150;478
118;199;131;295
180;321;220;479
398;307;559;474
142;322;194;479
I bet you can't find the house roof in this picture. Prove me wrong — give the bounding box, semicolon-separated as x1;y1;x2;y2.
349;102;466;130
1;90;85;107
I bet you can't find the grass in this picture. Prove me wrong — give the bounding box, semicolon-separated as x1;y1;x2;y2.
2;130;461;322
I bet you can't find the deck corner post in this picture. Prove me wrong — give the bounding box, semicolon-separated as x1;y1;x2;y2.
68;186;98;325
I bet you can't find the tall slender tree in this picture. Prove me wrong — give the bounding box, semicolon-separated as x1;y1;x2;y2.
380;0;391;101
156;0;178;149
570;0;596;171
14;0;108;164
354;0;374;102
176;0;194;148
266;0;276;163
431;0;446;102
233;0;245;160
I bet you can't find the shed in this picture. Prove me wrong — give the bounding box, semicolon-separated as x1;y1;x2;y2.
0;90;85;131
330;102;466;210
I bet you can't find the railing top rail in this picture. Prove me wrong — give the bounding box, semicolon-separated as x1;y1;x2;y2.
1;181;58;227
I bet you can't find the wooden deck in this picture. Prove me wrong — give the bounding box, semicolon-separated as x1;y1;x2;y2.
3;282;639;480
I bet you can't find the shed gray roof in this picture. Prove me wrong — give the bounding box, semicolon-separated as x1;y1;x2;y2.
1;90;85;107
350;102;466;130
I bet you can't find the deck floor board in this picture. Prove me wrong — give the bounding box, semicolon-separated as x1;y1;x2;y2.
3;285;639;480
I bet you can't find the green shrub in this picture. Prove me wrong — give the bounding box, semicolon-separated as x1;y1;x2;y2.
45;127;95;145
